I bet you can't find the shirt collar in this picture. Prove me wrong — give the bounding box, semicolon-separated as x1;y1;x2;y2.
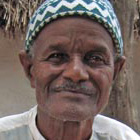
28;106;95;140
28;106;46;140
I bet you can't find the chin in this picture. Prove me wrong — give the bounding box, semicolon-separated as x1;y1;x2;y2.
37;92;98;121
47;110;93;122
41;102;96;122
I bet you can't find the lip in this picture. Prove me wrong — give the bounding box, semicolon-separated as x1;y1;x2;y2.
53;88;93;96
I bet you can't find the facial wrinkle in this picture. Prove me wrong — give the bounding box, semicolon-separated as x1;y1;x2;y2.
69;33;85;55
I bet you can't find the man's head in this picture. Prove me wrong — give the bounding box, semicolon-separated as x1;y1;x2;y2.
19;0;125;122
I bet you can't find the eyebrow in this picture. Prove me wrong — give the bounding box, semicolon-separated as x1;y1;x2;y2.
48;45;66;52
86;45;115;59
87;40;115;56
38;39;69;56
91;46;108;53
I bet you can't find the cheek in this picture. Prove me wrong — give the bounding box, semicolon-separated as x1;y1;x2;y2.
33;63;65;107
93;67;114;91
33;63;65;92
89;67;114;112
99;68;114;109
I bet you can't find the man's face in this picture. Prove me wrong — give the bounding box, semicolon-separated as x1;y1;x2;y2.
22;17;116;121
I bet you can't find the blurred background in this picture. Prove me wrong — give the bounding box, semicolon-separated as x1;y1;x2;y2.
0;31;36;117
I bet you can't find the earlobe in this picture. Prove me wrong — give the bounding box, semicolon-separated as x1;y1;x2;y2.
113;56;126;80
19;50;35;88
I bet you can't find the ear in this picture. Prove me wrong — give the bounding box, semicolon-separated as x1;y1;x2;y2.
113;56;126;80
19;50;35;88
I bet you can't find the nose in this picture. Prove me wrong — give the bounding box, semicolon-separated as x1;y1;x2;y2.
62;56;89;83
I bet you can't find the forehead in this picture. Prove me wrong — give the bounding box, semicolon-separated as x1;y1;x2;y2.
34;17;114;54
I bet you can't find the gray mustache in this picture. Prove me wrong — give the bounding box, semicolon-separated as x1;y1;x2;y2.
51;81;96;96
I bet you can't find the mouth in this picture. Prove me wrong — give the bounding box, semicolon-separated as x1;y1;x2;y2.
51;86;96;97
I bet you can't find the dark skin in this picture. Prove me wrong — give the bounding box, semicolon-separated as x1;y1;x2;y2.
19;17;125;140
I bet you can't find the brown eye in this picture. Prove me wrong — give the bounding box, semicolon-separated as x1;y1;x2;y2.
90;55;103;62
84;52;105;66
47;52;69;65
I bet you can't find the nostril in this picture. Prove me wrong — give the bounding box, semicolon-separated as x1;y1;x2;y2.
63;67;89;83
79;79;88;83
63;77;73;83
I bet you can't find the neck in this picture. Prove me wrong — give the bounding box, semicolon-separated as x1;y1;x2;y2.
36;109;93;140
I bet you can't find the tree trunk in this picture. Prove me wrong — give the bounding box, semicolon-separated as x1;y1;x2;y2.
103;0;140;134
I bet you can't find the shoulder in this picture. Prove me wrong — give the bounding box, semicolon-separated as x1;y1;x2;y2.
0;106;37;132
93;114;140;140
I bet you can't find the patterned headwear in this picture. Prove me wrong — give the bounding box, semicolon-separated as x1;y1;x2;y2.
25;0;123;57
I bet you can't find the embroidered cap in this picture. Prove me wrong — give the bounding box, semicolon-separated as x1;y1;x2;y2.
25;0;123;57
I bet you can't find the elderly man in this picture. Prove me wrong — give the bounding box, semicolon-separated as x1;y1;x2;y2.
0;0;140;139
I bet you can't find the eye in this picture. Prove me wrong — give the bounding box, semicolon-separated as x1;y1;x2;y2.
84;52;105;66
46;52;69;65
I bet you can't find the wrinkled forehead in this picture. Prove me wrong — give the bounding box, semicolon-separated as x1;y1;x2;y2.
33;17;114;58
35;17;114;47
25;0;123;57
